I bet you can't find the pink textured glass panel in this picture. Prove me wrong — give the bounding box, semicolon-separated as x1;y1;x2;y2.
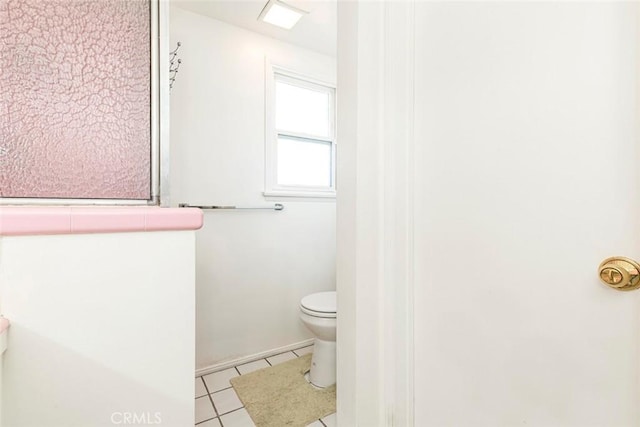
0;0;151;199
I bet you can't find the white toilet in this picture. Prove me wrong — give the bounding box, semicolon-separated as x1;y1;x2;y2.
299;291;336;388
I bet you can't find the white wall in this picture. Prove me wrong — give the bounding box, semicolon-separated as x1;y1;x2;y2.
169;7;336;370
0;336;4;427
0;231;196;426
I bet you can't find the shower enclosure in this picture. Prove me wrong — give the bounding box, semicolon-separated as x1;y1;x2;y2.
0;0;167;205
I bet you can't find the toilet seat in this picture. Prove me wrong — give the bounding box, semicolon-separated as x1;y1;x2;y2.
300;291;336;318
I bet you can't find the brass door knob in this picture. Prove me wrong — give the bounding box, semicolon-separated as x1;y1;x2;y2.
598;257;640;291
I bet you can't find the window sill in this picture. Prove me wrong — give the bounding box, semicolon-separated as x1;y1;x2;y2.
263;190;336;200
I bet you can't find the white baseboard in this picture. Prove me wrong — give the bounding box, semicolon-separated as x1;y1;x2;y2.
195;338;315;377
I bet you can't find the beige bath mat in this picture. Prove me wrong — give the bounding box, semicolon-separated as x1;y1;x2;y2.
230;354;336;427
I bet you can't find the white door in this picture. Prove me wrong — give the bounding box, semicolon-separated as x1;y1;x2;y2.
413;2;640;425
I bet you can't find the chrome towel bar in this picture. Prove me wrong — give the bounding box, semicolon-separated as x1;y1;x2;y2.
179;203;284;211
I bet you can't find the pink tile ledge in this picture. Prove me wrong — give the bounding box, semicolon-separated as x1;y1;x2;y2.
0;318;9;335
0;207;203;236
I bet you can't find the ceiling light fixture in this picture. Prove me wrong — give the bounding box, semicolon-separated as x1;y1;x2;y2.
258;0;307;30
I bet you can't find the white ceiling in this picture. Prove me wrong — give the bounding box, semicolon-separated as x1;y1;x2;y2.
172;0;337;56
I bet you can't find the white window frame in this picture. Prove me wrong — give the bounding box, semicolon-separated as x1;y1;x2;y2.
264;63;337;199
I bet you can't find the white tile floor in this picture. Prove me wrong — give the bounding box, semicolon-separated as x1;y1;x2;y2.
195;344;336;427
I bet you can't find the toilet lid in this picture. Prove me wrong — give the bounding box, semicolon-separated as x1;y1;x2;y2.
300;291;336;315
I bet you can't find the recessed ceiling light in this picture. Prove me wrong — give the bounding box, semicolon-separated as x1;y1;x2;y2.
258;0;307;30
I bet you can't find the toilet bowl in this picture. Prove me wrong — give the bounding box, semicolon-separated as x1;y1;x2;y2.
299;291;336;388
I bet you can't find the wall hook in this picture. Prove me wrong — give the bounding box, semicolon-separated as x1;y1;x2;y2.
170;42;182;90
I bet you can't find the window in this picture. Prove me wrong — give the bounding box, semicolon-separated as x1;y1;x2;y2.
265;67;336;198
